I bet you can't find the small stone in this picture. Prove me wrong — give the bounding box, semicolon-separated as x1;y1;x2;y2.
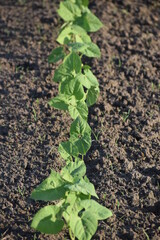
124;160;133;171
37;87;42;93
132;193;139;206
148;191;154;199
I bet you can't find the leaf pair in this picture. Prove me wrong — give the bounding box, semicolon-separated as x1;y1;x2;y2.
70;199;112;240
68;42;101;58
58;1;103;32
31;161;112;238
49;52;100;120
49;95;88;120
30;161;97;202
57;24;91;45
31;195;112;239
74;11;103;32
57;1;82;22
76;68;100;107
58;116;91;161
51;51;81;81
48;39;100;64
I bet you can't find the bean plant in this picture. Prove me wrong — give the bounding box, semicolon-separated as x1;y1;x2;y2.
30;1;112;239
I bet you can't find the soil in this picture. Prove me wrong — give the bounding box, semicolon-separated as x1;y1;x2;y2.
0;0;160;239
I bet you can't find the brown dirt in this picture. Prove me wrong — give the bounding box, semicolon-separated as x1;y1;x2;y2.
0;0;160;239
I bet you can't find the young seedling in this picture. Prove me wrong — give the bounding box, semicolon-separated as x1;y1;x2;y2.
92;129;101;142
143;229;150;240
121;109;131;122
30;0;112;239
31;161;112;239
18;186;25;197
32;107;37;122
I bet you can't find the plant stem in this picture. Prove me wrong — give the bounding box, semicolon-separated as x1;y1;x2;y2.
82;155;84;161
69;228;75;240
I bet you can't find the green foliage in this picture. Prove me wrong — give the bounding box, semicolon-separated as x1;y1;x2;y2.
31;205;64;234
49;95;88;120
57;24;91;44
49;94;69;110
70;116;91;155
51;51;82;83
74;11;103;32
86;86;100;107
30;170;67;201
59;78;85;100
57;1;81;22
83;68;99;88
57;1;103;32
31;162;111;238
75;69;99;90
68;42;101;58
81;0;89;7
58;140;79;161
65;178;98;198
63;51;82;75
69;0;89;7
31;0;112;239
68;99;88;120
48;47;65;63
80;199;113;220
61;160;86;182
70;211;97;240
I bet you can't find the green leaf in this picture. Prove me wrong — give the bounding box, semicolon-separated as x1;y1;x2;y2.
70;211;97;240
53;64;72;83
53;53;81;83
83;65;91;70
73;132;91;155
70;0;89;6
57;25;73;45
68;100;88;120
65;178;98;198
63;192;81;224
86;86;100;106
57;1;81;22
31;205;64;234
49;95;69;110
75;73;90;89
70;116;91;136
76;69;99;89
84;69;99;87
48;47;65;63
58;141;79;162
82;0;89;6
30;170;66;201
74;11;103;32
70;117;91;155
72;25;91;43
68;42;86;52
61;161;86;182
57;24;91;45
63;52;81;75
59;78;85;100
81;200;113;220
68;42;101;58
83;42;100;58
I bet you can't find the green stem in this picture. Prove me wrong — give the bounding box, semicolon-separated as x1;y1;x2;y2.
69;228;75;240
82;155;84;161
